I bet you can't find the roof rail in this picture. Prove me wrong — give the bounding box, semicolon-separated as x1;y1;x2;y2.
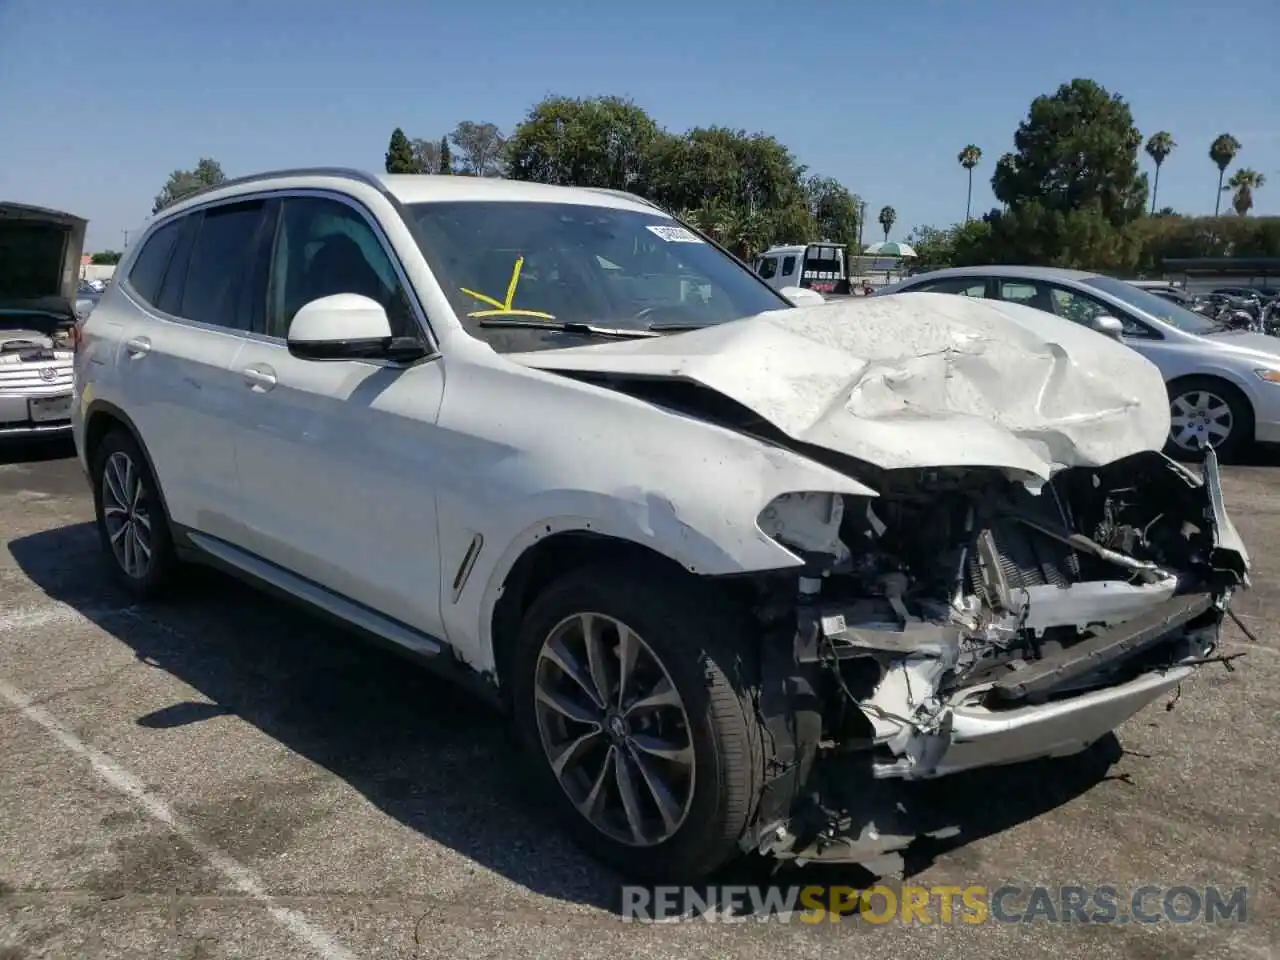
171;167;385;207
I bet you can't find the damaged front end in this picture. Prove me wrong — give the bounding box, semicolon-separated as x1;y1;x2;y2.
745;448;1249;871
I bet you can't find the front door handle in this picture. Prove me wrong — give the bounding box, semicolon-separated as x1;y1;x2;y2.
242;364;277;392
125;336;151;358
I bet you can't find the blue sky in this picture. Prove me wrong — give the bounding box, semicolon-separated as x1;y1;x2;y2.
2;0;1276;252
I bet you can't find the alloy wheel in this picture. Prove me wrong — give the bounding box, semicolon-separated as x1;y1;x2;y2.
101;450;153;579
532;612;696;847
1169;390;1234;452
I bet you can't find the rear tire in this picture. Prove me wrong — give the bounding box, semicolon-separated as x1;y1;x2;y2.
90;429;179;600
510;561;767;881
1163;376;1252;463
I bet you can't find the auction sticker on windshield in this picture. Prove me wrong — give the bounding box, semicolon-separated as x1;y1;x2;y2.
646;224;703;243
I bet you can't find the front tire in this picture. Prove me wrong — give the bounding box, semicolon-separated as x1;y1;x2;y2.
510;562;766;881
91;429;179;599
1164;376;1252;462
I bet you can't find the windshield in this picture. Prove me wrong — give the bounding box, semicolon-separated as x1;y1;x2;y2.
406;201;788;349
1083;276;1219;334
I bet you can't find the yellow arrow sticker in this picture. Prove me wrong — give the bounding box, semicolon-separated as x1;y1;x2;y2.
460;256;557;321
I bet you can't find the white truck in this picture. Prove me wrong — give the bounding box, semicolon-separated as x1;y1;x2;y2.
753;242;851;296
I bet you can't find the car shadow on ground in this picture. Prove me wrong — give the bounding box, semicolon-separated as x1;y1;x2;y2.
11;521;1124;915
0;437;76;466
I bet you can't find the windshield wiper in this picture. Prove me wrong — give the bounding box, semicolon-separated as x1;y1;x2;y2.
475;318;660;339
645;322;707;332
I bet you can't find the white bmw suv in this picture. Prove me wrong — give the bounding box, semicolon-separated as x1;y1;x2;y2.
73;168;1250;881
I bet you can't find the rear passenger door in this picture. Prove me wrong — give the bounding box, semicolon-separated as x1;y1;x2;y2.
115;199;273;540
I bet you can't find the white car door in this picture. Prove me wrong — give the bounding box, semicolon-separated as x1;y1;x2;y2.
227;193;449;643
111;202;272;540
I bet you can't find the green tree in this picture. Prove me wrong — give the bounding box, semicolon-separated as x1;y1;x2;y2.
450;121;507;176
412;138;441;173
992;79;1147;226
1209;133;1241;215
878;205;896;241
385;127;418;174
957;145;982;221
904;225;954;268
1144;131;1176;214
505;95;662;192
1225;168;1266;216
804;175;860;248
439;136;452;174
89;250;122;265
648;126;817;258
152;157;226;214
980;79;1148;270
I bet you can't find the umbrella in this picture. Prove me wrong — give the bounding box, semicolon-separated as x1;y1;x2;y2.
863;241;917;258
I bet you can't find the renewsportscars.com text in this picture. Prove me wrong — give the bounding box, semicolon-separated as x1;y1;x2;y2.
621;884;1249;925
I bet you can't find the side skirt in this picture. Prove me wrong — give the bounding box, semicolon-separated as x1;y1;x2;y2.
171;524;505;712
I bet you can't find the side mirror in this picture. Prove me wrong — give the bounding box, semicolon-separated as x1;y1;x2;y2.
286;294;424;362
778;286;827;307
1091;315;1124;339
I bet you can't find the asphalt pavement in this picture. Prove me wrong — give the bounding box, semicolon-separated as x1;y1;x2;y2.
1;437;1276;959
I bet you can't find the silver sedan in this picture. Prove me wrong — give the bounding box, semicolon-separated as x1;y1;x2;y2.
878;265;1280;459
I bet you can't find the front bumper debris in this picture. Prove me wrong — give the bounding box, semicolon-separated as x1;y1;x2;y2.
748;448;1251;873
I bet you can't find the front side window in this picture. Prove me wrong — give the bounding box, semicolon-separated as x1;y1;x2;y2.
1047;284;1155;338
758;257;778;280
179;202;268;330
265;196;418;340
407;201;786;351
1083;275;1217;335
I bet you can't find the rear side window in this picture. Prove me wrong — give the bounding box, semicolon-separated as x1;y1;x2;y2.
155;215;199;315
179;202;267;330
126;221;180;306
913;277;987;297
781;255;796;277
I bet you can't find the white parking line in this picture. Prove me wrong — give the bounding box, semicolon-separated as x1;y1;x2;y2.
0;676;357;960
0;603;132;633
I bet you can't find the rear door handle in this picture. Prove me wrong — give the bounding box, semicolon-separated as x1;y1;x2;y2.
242;363;277;392
125;336;151;358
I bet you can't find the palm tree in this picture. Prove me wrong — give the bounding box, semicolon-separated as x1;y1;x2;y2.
1224;168;1266;216
1144;132;1176;214
1209;134;1241;215
957;145;982;221
878;205;897;242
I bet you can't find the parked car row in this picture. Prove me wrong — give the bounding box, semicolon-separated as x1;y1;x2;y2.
877;266;1280;460
54;169;1251;883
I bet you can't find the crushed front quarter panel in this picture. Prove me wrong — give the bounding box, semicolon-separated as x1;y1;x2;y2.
509;293;1172;479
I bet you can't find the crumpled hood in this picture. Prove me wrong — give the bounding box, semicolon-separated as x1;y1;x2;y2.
509;293;1172;479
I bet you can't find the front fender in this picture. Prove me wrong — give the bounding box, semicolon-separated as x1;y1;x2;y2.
435;438;877;677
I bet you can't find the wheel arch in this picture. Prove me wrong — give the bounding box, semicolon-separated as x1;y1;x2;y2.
487;528;753;704
82;400;176;523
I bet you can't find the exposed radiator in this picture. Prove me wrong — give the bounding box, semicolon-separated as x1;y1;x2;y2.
967;516;1082;594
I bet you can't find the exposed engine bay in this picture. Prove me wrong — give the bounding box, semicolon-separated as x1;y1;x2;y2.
749;449;1249;869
